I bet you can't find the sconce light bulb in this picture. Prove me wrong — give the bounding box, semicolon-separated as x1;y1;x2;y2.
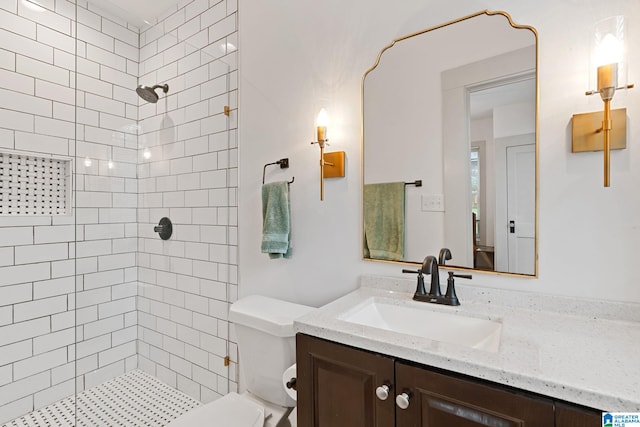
108;160;114;169
316;108;329;141
143;148;151;159
84;157;92;167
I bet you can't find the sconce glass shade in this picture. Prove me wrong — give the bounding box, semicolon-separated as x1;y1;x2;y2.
591;16;627;92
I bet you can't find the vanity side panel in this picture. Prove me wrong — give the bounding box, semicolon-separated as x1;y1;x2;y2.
296;334;395;427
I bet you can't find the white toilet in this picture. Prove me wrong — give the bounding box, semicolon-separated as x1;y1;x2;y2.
167;295;314;427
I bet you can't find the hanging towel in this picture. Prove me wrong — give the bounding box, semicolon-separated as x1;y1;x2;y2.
261;181;292;259
363;182;405;261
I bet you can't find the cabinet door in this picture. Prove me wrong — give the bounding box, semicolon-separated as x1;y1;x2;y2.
395;362;554;427
555;402;602;427
296;334;395;427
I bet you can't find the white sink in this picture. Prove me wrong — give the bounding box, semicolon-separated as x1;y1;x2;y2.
338;297;502;352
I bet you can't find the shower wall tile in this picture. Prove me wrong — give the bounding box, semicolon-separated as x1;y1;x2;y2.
137;0;238;403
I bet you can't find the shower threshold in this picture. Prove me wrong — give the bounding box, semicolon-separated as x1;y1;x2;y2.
3;370;201;427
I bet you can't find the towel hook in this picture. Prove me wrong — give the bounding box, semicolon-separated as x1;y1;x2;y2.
263;158;294;184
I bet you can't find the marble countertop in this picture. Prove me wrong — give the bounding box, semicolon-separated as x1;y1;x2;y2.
294;275;640;411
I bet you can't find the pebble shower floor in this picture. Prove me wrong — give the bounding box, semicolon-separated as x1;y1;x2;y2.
2;370;201;427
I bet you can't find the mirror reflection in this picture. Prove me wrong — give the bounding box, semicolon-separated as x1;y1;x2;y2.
362;11;537;276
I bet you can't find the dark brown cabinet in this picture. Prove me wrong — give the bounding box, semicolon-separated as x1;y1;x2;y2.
296;332;395;427
297;334;601;427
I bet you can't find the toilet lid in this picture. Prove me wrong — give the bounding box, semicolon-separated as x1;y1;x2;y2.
166;392;265;427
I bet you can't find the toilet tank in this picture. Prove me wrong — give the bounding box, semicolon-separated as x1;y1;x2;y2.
229;295;314;407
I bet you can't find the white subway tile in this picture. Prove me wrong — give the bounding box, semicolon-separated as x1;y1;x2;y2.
76;191;112;208
0;29;53;63
177;50;200;75
164;8;185;33
102;19;138;48
85;92;125;116
33;327;74;354
75;333;111;359
0;87;51;118
0;68;35;95
0;247;13;267
0;262;50;287
0;8;36;38
17;55;68;86
115;40;137;62
33;378;74;408
200;2;225;29
99;112;137;133
77;74;112;97
77;23;114;51
34;225;74;244
86;44;126;69
84;315;123;340
13;347;67;380
18;0;70;34
14;131;69;156
0;371;49;407
99;296;135;319
84;269;124;290
0;317;50;347
33;276;74;299
37;24;75;53
34;116;74;138
0;339;32;366
75;287;111;310
14;295;67;322
0;47;15;71
0;227;33;247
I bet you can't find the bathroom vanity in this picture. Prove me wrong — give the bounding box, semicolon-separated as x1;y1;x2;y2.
293;276;640;426
296;334;599;426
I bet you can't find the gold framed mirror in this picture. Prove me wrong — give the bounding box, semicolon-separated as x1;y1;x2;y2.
362;10;538;277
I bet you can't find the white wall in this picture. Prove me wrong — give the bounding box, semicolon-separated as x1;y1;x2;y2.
239;0;640;306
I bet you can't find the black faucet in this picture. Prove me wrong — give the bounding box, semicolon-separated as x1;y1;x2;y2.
402;253;472;306
403;256;440;303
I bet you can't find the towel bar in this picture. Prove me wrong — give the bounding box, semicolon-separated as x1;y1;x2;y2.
263;158;294;184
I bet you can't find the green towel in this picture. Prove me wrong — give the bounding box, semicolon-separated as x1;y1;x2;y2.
262;182;292;259
363;182;405;261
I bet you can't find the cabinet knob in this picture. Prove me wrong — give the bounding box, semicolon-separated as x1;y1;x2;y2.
375;384;391;401
396;392;410;409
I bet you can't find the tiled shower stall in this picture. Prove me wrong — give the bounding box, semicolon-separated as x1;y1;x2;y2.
0;0;238;424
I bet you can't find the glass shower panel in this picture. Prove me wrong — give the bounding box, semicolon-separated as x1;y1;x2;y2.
0;0;78;424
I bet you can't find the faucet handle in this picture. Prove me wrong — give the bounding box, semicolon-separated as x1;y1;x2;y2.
402;269;427;296
444;272;472;306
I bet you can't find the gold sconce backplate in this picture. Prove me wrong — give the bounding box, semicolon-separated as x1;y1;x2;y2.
323;151;346;178
571;108;627;152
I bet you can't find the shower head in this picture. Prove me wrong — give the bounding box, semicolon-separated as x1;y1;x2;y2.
136;84;169;103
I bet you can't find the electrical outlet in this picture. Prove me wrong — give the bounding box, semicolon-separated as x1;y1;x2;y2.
421;194;444;212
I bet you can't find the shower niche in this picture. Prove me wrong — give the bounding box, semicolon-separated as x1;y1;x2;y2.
0;151;72;216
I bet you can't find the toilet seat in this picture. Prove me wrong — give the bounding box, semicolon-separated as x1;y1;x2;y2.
166;392;265;427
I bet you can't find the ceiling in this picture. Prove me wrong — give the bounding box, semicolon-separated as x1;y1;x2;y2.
85;0;180;27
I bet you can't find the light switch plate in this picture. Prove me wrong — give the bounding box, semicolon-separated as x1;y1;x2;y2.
421;194;444;212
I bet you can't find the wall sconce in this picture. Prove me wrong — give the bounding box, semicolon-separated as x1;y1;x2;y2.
310;108;345;200
572;16;634;187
